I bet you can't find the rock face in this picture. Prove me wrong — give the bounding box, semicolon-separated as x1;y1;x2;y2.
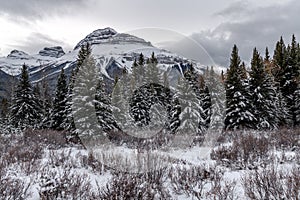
7;50;30;60
39;46;65;58
74;28;117;50
74;27;152;50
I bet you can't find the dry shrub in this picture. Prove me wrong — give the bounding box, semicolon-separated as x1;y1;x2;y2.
169;165;236;200
169;165;213;199
23;129;67;149
242;165;300;200
0;159;31;200
82;151;106;173
37;167;93;200
211;133;269;169
271;128;300;150
98;168;171;200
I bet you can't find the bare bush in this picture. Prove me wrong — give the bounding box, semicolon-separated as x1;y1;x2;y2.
169;165;213;199
0;160;31;200
208;171;237;200
23;129;67;149
82;151;106;174
242;165;300;200
97;168;171;199
211;133;269;169
37;166;93;200
270;128;300;150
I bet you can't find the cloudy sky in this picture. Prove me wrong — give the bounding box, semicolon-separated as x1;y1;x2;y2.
0;0;298;66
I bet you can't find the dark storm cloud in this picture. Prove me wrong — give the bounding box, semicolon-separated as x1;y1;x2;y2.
169;0;300;67
8;32;72;55
0;0;87;21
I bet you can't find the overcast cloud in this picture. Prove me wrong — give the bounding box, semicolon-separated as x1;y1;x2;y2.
0;0;298;67
186;0;300;66
0;0;87;21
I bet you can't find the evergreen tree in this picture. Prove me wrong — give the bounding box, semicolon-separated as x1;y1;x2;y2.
249;48;279;129
225;45;255;130
111;76;128;129
9;64;43;128
48;69;68;130
72;50;101;136
176;77;204;134
65;43;93;133
64;69;76;132
76;43;92;74
138;53;145;66
95;76;117;131
264;47;270;62
206;66;226;130
283;35;300;125
197;75;211;131
295;83;300;126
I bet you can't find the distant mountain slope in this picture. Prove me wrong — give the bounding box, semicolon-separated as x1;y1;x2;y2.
0;28;206;97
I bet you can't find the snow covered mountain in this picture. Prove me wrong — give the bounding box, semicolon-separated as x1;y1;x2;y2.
0;27;206;96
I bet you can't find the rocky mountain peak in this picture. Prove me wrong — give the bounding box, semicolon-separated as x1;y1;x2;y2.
7;50;30;60
38;46;65;58
74;27;118;50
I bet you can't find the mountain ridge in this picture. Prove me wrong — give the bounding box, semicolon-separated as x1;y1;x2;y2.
0;27;206;97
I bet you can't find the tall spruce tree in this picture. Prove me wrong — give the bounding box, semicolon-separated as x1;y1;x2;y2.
9;64;43;128
49;69;68;130
176;77;204;134
249;48;279;129
225;45;255;130
294;83;300;126
95;76;116;131
206;66;226;130
284;35;300;125
72;45;101;136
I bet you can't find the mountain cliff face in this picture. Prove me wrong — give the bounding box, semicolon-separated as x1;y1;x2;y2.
0;28;205;97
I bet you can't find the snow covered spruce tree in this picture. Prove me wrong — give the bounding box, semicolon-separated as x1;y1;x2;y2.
295;83;300;126
9;64;43;129
95;74;117;132
206;66;226;130
48;69;68;130
225;45;255;130
176;77;204;135
249;48;279;129
284;35;300;126
272;36;300;126
72;43;101;136
184;65;211;132
111;76;128;129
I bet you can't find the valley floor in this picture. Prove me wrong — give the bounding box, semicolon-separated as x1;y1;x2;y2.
0;128;299;199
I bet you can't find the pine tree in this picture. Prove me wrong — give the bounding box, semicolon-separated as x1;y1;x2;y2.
9;64;43;128
283;35;300;125
206;66;226;131
76;43;92;74
65;43;93;133
249;48;279;129
225;45;255;130
198;75;211;131
48;69;68;130
264;47;270;62
176;77;204;135
72;49;101;136
138;53;145;66
111;76;128;129
95;76;117;132
295;83;300;126
64;69;76;132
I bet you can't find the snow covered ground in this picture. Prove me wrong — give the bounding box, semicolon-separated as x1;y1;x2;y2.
0;129;299;199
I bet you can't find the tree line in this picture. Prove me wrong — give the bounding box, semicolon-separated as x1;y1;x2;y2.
1;35;300;137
